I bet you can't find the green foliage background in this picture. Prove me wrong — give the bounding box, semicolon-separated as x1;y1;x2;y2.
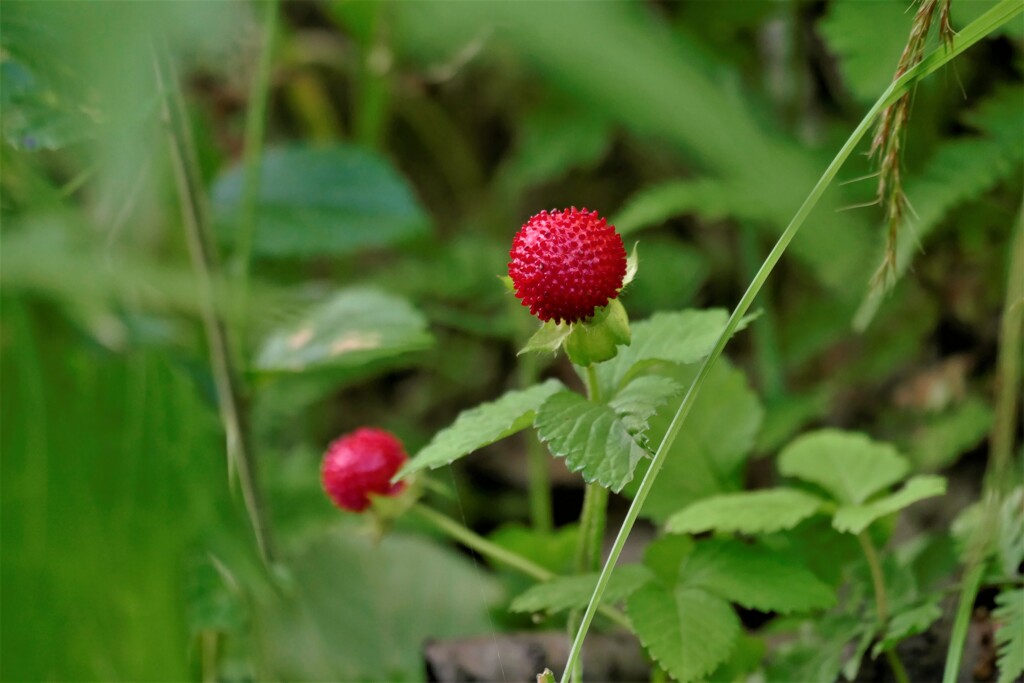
1;1;1021;681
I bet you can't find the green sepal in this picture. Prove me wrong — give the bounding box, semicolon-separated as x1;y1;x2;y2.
519;320;572;355
621;242;639;290
564;298;632;366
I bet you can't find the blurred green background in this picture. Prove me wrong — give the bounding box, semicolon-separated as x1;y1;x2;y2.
1;1;1020;680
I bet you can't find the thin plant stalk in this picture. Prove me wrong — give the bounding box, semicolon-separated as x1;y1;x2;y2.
857;532;909;683
514;299;554;532
943;560;987;683
152;45;275;564
235;0;280;354
410;504;630;630
559;3;1023;679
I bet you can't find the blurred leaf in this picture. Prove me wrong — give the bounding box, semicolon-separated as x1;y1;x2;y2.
256;527;502;681
667;488;826;536
819;0;915;103
614;179;732;235
680;539;836;614
832;475;946;534
535;390;649;491
994;588;1024;683
509;564;652;616
624;360;763;522
906;396;994;470
707;633;767;683
607;375;682;440
756;391;830;455
255;287;433;374
0;58;97;151
627;584;740;683
618;238;709;317
764;613;867;683
487;524;580;575
398;379;564;477
872;600;943;657
778;430;909;505
642;534;696;587
212;145;431;257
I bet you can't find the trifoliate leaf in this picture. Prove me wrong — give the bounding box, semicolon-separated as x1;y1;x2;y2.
666;488;826;535
627;584;740;683
778;430;909;505
607;375;682;440
679;539;836;614
535;390;648;491
832;475;947;534
994;588;1024;683
397;379;564;477
509;564;652;615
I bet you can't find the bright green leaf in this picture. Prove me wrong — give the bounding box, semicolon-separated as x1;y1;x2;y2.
509;564;652;615
255;288;433;374
779;430;909;505
212;145;430;257
994;588;1024;683
535;390;649;491
519;320;572;355
398;379;564;477
832;475;947;534
607;375;682;440
666;488;826;535
628;584;740;682
679;539;836;614
487;524;580;575
642;535;697;588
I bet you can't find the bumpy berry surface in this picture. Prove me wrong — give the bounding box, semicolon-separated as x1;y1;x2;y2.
321;428;408;512
508;207;627;323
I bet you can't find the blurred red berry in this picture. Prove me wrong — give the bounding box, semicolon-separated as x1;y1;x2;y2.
508;207;627;324
321;428;408;512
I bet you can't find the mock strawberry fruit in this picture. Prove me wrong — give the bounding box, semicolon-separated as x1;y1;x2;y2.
321;428;408;512
508;207;627;324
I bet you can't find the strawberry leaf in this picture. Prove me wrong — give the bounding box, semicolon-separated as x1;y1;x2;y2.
535;390;649;491
627;584;740;683
397;379;564;478
667;488;826;535
509;564;652;616
607;375;682;441
778;430;909;505
832;475;947;534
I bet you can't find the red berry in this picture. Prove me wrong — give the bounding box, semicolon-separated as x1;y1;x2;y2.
321;428;408;512
508;207;627;324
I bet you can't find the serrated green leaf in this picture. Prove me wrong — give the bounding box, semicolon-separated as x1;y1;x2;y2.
607;375;682;439
627;584;740;683
623;360;764;522
832;475;947;534
519;320;572;355
643;535;697;588
509;564;652;615
994;588;1024;683
594;309;731;393
212;145;430;257
535;390;648;491
397;379;564;477
872;601;943;658
679;539;836;614
255;288;433;374
667;488;826;535
779;430;909;505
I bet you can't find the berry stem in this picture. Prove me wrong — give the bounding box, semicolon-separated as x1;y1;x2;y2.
559;4;1023;680
410;504;631;629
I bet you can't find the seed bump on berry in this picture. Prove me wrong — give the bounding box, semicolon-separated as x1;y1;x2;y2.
508;207;627;324
321;427;408;512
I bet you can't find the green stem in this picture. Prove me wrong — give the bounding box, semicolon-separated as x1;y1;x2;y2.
857;532;910;683
152;45;275;565
558;4;1022;680
518;334;553;532
943;560;986;683
989;198;1024;492
411;504;630;630
235;0;279;354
